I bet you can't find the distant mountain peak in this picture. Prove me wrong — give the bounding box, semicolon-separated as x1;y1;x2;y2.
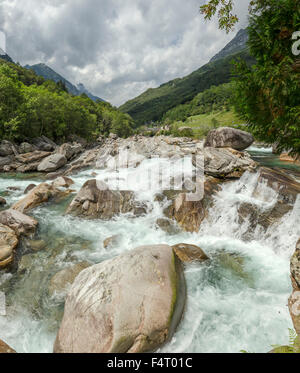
24;63;105;102
210;28;249;63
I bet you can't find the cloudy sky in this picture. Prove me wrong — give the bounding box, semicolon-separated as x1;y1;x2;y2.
0;0;250;106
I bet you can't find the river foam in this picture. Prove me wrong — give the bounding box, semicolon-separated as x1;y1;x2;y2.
0;155;299;353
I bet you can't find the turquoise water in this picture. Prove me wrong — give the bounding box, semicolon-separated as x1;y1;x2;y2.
0;148;299;353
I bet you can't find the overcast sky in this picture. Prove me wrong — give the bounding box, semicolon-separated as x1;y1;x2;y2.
0;0;250;106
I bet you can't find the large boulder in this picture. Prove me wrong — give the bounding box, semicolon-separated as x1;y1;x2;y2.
12;183;71;213
203;147;257;179
0;209;38;237
0;339;16;353
66;180;147;219
54;245;186;353
204;127;254;151
38;154;67;172
0;224;18;269
289;239;300;335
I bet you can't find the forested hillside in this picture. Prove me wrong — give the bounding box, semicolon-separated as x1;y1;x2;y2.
120;50;255;126
0;59;134;143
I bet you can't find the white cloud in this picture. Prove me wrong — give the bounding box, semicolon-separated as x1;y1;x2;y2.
0;0;250;106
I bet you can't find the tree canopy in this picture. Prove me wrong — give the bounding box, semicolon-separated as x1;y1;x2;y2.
0;61;134;142
201;0;300;154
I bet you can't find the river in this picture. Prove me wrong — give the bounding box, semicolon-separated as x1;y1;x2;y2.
0;146;299;353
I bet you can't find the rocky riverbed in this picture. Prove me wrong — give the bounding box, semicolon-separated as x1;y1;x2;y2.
0;129;299;353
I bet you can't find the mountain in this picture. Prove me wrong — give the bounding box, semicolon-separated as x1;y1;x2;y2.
0;48;14;63
210;28;249;63
25;63;104;102
119;29;253;126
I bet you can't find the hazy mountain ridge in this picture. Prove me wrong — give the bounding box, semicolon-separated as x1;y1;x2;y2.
25;63;104;102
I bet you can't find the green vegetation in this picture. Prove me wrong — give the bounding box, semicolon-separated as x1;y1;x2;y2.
163;109;243;139
119;50;255;126
232;0;300;155
0;60;134;142
201;0;300;155
163;83;233;123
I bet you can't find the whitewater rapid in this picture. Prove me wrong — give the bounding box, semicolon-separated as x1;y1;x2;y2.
0;152;299;353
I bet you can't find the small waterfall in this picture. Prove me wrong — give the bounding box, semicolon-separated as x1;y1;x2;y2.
0;158;299;353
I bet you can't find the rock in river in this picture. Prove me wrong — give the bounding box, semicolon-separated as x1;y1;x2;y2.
0;224;18;269
172;243;209;263
0;209;38;237
12;183;71;213
54;245;186;353
66;180;147;219
204;127;254;151
37;154;67;172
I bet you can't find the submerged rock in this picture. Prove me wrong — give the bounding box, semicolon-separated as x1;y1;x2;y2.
49;262;91;297
0;209;38;237
0;197;6;206
24;184;36;194
54;245;186;353
172;243;209;263
0;339;16;353
66;180;147;220
12;183;71;213
156;218;181;235
37;154;67;172
204;127;254;151
0;224;18;269
103;235;121;249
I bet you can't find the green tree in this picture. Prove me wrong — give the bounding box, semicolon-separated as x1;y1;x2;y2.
201;0;300;154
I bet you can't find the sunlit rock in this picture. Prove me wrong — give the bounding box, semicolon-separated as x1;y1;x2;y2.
54;245;186;353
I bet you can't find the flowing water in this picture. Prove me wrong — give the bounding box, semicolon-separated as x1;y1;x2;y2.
0;147;299;353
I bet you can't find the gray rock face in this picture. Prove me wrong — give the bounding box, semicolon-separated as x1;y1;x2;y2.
57;143;83;160
38;154;67;172
204;127;254;151
54;245;186;353
0;209;38;237
66;180;147;219
32;136;57;152
0;140;16;156
18;142;36;154
203;147;257;178
52;176;74;189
